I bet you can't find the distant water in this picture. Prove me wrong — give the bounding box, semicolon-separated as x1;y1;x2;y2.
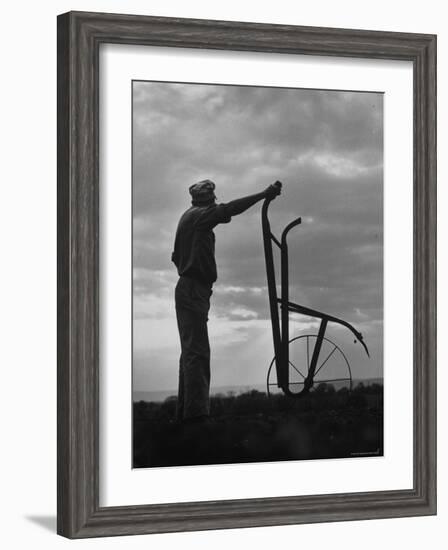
133;378;383;403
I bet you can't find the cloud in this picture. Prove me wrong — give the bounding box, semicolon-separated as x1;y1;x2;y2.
132;81;383;392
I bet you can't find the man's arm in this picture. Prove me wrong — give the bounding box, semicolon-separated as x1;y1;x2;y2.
225;181;282;217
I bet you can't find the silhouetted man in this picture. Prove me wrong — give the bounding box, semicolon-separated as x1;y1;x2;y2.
172;179;282;423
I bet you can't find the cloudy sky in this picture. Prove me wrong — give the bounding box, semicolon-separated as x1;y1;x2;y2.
132;80;383;395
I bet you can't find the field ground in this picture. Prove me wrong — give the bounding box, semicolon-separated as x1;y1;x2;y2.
133;383;383;468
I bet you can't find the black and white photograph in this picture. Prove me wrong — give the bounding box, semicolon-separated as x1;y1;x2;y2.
1;0;441;545
132;80;384;468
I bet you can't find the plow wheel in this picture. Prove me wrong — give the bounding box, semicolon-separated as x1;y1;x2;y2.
267;334;353;397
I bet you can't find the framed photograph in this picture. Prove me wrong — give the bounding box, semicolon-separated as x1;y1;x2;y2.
57;11;436;538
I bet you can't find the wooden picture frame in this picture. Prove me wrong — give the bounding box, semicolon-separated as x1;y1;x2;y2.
57;10;437;538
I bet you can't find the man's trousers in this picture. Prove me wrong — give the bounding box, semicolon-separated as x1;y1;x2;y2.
175;276;212;421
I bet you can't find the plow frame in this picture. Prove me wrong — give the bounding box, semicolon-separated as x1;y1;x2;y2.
261;195;369;397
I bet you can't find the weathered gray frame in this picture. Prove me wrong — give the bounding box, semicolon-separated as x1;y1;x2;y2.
57;10;437;539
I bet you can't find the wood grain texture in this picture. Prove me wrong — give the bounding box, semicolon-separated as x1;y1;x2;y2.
57;10;437;539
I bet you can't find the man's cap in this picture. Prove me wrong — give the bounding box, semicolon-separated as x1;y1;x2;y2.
189;179;216;203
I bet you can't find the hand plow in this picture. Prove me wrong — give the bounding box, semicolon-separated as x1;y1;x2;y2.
262;186;370;398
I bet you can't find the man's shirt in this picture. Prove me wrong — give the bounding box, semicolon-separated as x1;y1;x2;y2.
171;203;232;285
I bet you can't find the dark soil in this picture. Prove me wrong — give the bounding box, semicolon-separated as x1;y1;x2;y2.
133;383;383;468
